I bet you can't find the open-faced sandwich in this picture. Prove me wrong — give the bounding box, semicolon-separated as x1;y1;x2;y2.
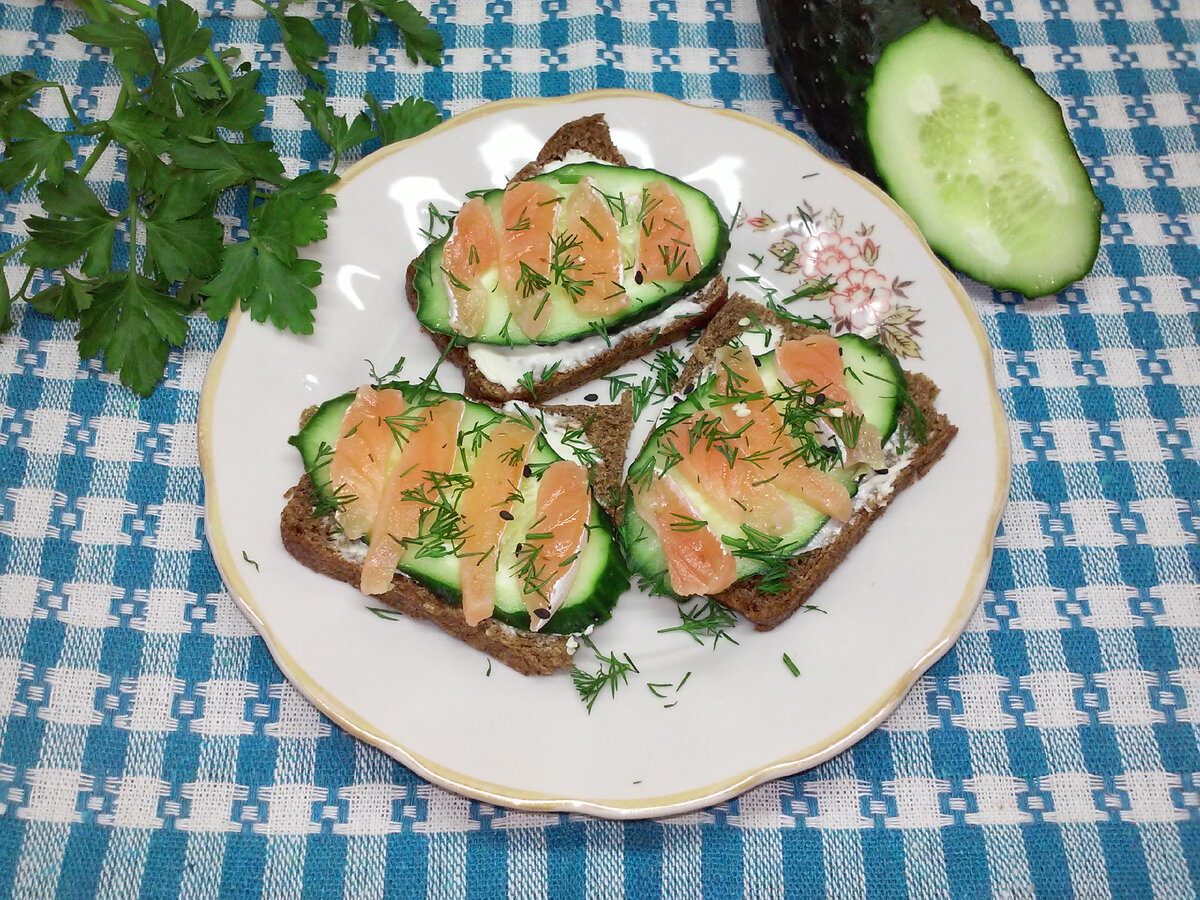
405;115;730;403
281;378;633;675
621;295;958;630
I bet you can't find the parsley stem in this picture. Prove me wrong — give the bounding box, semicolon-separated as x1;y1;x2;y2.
0;240;30;266
53;83;87;132
204;48;235;101
115;0;156;17
77;133;112;179
14;267;35;302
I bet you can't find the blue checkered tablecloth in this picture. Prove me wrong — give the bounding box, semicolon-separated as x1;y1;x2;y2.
1;0;1197;896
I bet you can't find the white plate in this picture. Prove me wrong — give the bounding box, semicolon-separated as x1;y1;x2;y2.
199;91;1010;819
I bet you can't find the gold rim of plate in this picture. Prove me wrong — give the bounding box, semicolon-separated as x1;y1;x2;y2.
197;89;1012;819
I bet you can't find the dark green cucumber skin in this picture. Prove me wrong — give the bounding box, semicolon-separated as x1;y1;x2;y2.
757;0;1007;178
411;162;731;346
757;1;1102;296
288;386;629;635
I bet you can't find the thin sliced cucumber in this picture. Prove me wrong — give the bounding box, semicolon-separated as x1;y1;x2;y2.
412;162;730;345
290;386;627;634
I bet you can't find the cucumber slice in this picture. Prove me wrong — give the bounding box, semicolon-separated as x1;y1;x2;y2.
621;332;904;598
412;162;730;346
290;386;627;634
865;18;1101;297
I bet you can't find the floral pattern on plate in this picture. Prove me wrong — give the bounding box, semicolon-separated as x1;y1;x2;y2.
739;203;925;359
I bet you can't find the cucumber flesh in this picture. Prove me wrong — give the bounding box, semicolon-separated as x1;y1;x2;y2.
865;17;1101;297
289;387;628;634
621;332;905;598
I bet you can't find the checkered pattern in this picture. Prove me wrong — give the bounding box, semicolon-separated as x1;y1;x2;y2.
1;0;1197;895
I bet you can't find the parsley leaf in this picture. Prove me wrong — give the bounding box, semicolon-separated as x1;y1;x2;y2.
296;89;375;165
77;272;190;396
351;0;444;65
365;93;442;145
0;0;445;395
204;239;321;334
0;108;73;191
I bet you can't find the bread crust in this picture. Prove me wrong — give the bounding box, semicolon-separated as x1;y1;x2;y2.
281;395;635;675
405;113;730;404
666;295;959;630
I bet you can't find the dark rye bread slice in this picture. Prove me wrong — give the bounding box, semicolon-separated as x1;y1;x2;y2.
673;295;958;631
404;114;730;405
281;393;634;676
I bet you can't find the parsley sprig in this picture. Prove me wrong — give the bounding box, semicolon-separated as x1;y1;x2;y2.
0;0;443;394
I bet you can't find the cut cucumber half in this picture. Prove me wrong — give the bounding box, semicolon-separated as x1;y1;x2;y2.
865;17;1101;297
289;386;628;634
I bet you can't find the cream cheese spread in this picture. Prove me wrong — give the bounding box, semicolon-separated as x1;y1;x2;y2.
468;297;709;391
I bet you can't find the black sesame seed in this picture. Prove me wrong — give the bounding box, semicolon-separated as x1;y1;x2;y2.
499;510;514;521
874;467;888;475
672;395;683;403
522;464;532;478
634;269;644;284
683;383;694;394
754;357;762;367
838;347;843;355
515;543;523;554
584;393;598;402
814;392;826;404
534;607;551;619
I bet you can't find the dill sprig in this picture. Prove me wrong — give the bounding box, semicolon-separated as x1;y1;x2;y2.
515;261;551;298
419;203;456;243
572;637;640;713
366;356;406;388
397;471;473;560
657;597;739;648
721;526;808;594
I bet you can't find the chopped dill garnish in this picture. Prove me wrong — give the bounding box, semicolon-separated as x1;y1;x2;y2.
419;203;456;242
242;551;260;572
507;206;531;231
657;597;738;648
572;637;639;713
782;653;800;677
668;514;709;533
579;216;604;241
722;526;808;595
585;319;612;348
367;606;403;621
367;356;406;388
515;262;551;298
780;275;836;304
516;371;539;399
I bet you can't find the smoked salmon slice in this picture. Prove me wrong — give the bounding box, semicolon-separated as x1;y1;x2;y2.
329;386;407;541
442;198;499;337
560;178;627;317
776;335;885;474
360;398;465;595
517;460;590;629
500;180;562;339
632;475;737;596
776;335;857;410
457;420;538;626
637;181;702;283
716;346;853;523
